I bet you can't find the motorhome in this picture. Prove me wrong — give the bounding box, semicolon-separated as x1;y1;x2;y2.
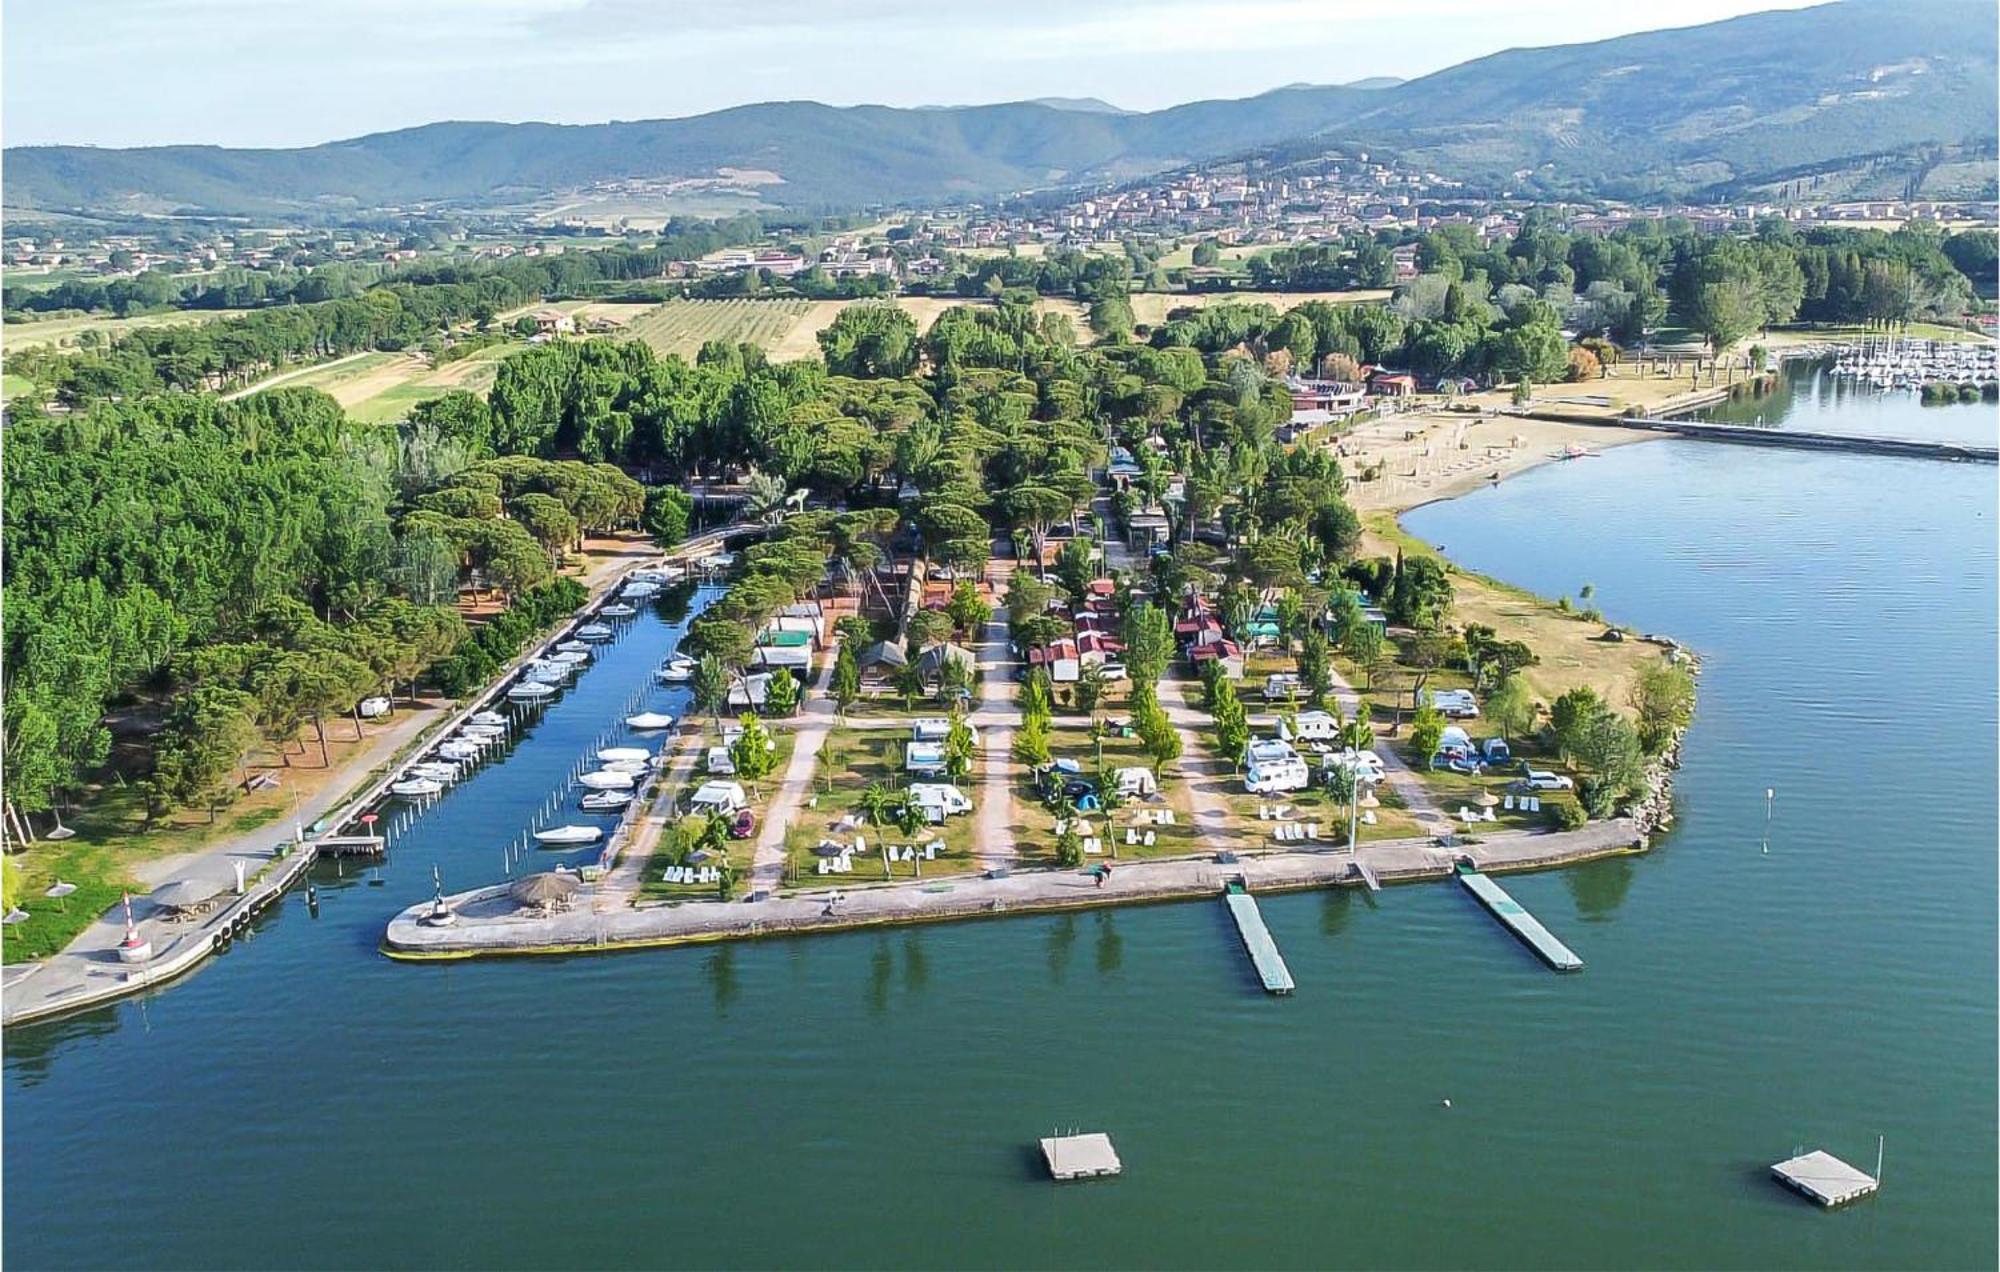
908;783;973;821
1244;738;1311;794
1277;710;1339;742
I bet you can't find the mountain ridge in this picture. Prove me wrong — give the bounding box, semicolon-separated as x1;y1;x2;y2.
6;0;1992;215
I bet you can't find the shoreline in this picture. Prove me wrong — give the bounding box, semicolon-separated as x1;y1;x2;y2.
384;819;1646;961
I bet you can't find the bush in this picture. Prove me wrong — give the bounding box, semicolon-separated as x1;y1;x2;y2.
1548;797;1588;830
1576;776;1623;819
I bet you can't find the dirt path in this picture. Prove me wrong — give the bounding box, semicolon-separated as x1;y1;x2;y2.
971;558;1020;866
220;350;378;400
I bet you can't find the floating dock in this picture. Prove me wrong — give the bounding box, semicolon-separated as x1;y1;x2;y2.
1455;863;1583;972
1771;1150;1880;1208
1224;879;1295;994
1040;1132;1122;1181
313;835;386;858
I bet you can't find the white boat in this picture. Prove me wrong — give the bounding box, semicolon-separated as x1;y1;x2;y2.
409;763;459;782
600;603;638;619
576;623;614;641
598;747;651;763
577;769;638;790
580;791;634;812
457;729;504;745
507;681;558;701
625;712;676;730
553;641;591;656
549;649;590;665
533;825;604;846
622;581;660;600
469;711;508;728
600;759;648;775
390;777;444;798
656;658;697;683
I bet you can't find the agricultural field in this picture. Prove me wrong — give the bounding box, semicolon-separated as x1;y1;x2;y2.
1;306;249;353
621;297;817;359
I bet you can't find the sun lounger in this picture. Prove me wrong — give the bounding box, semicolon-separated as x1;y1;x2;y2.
817;859;830;875
1257;805;1268;821
1126;828;1139;846
1143;831;1156;847
854;835;866;855
1503;794;1515;811
1362;810;1376;826
1527;796;1541;812
1482;807;1496;822
1054;818;1068;835
924;843;937;860
1459;807;1478;824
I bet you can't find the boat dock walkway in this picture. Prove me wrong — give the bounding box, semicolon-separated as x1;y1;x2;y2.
1535;410;1998;463
1455;863;1583;972
1351;860;1383;893
1041;1132;1122;1180
1223;879;1294;994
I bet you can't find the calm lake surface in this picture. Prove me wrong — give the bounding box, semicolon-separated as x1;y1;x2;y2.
6;404;1997;1269
1693;355;2000;446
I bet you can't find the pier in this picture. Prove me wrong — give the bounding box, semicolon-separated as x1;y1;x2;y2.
313;835;385;858
1455;862;1583;972
1533;410;1998;463
1223;878;1295;994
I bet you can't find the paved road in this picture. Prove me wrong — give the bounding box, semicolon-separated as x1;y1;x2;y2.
972;557;1020;866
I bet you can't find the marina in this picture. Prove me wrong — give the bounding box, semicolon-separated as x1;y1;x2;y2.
1454;862;1584;972
1223;878;1296;995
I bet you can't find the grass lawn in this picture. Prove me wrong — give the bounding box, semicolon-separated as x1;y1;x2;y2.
635;726;795;901
2;372;37;400
1039;727;1201;861
1215;776;1426;846
779;727;986;887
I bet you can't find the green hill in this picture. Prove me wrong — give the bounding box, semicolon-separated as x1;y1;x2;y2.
5;0;1992;215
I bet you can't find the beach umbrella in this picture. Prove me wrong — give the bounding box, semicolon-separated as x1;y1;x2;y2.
1476;791;1500;808
509;872;580;907
44;880;76;911
811;841;846;857
2;908;29;925
153;878;226;910
1359;792;1381;809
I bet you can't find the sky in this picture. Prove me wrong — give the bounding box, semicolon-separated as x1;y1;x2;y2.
5;0;1828;150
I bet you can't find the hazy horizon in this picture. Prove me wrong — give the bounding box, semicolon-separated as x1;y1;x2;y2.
5;0;1825;151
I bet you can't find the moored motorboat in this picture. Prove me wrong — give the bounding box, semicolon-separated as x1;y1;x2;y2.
656;657;697;683
553;640;591;656
580;790;634;812
469;710;508;728
625;711;676;730
533;824;604;846
548;649;590;665
600;603;637;619
408;763;459;782
507;680;558;701
389;777;444;799
598;746;651;763
577;768;638;790
576;623;614;641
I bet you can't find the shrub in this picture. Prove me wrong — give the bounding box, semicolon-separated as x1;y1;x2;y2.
1548;797;1588;830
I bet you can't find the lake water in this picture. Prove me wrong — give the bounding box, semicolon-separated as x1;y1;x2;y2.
6;406;1997;1269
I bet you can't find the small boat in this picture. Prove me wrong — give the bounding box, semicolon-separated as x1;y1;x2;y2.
534;825;605;846
390;777;444;799
580;790;634;812
578;769;637;790
600;603;638;619
598;747;651;763
625;712;676;730
600;759;648;775
549;649;590;665
656;658;697;683
409;763;459;782
435;742;481;761
622;581;660;600
576;623;614;641
553;641;591;656
507;681;558;701
469;711;508;728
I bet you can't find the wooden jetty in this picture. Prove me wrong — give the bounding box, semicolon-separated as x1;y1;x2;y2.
1771;1149;1880;1208
1454;863;1583;972
1223;878;1295;994
313;835;385;858
1040;1132;1122;1181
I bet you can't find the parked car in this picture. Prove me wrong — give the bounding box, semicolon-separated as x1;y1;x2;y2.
728;808;757;839
1521;768;1575;791
1098;661;1128;681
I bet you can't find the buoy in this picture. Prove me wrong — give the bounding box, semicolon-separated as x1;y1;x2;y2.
1441;1098;1452;1109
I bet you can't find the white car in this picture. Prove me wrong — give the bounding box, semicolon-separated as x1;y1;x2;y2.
1522;769;1575;791
1097;661;1128;681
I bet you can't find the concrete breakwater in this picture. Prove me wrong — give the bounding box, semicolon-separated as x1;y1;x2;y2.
1529;409;1998;462
382;819;1644;960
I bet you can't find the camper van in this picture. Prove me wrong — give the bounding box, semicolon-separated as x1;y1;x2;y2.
1244;738;1311;794
1113;767;1158;798
1264;673;1304;702
689;781;746;815
906;741;947;776
1277;710;1339;743
908;783;973;821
